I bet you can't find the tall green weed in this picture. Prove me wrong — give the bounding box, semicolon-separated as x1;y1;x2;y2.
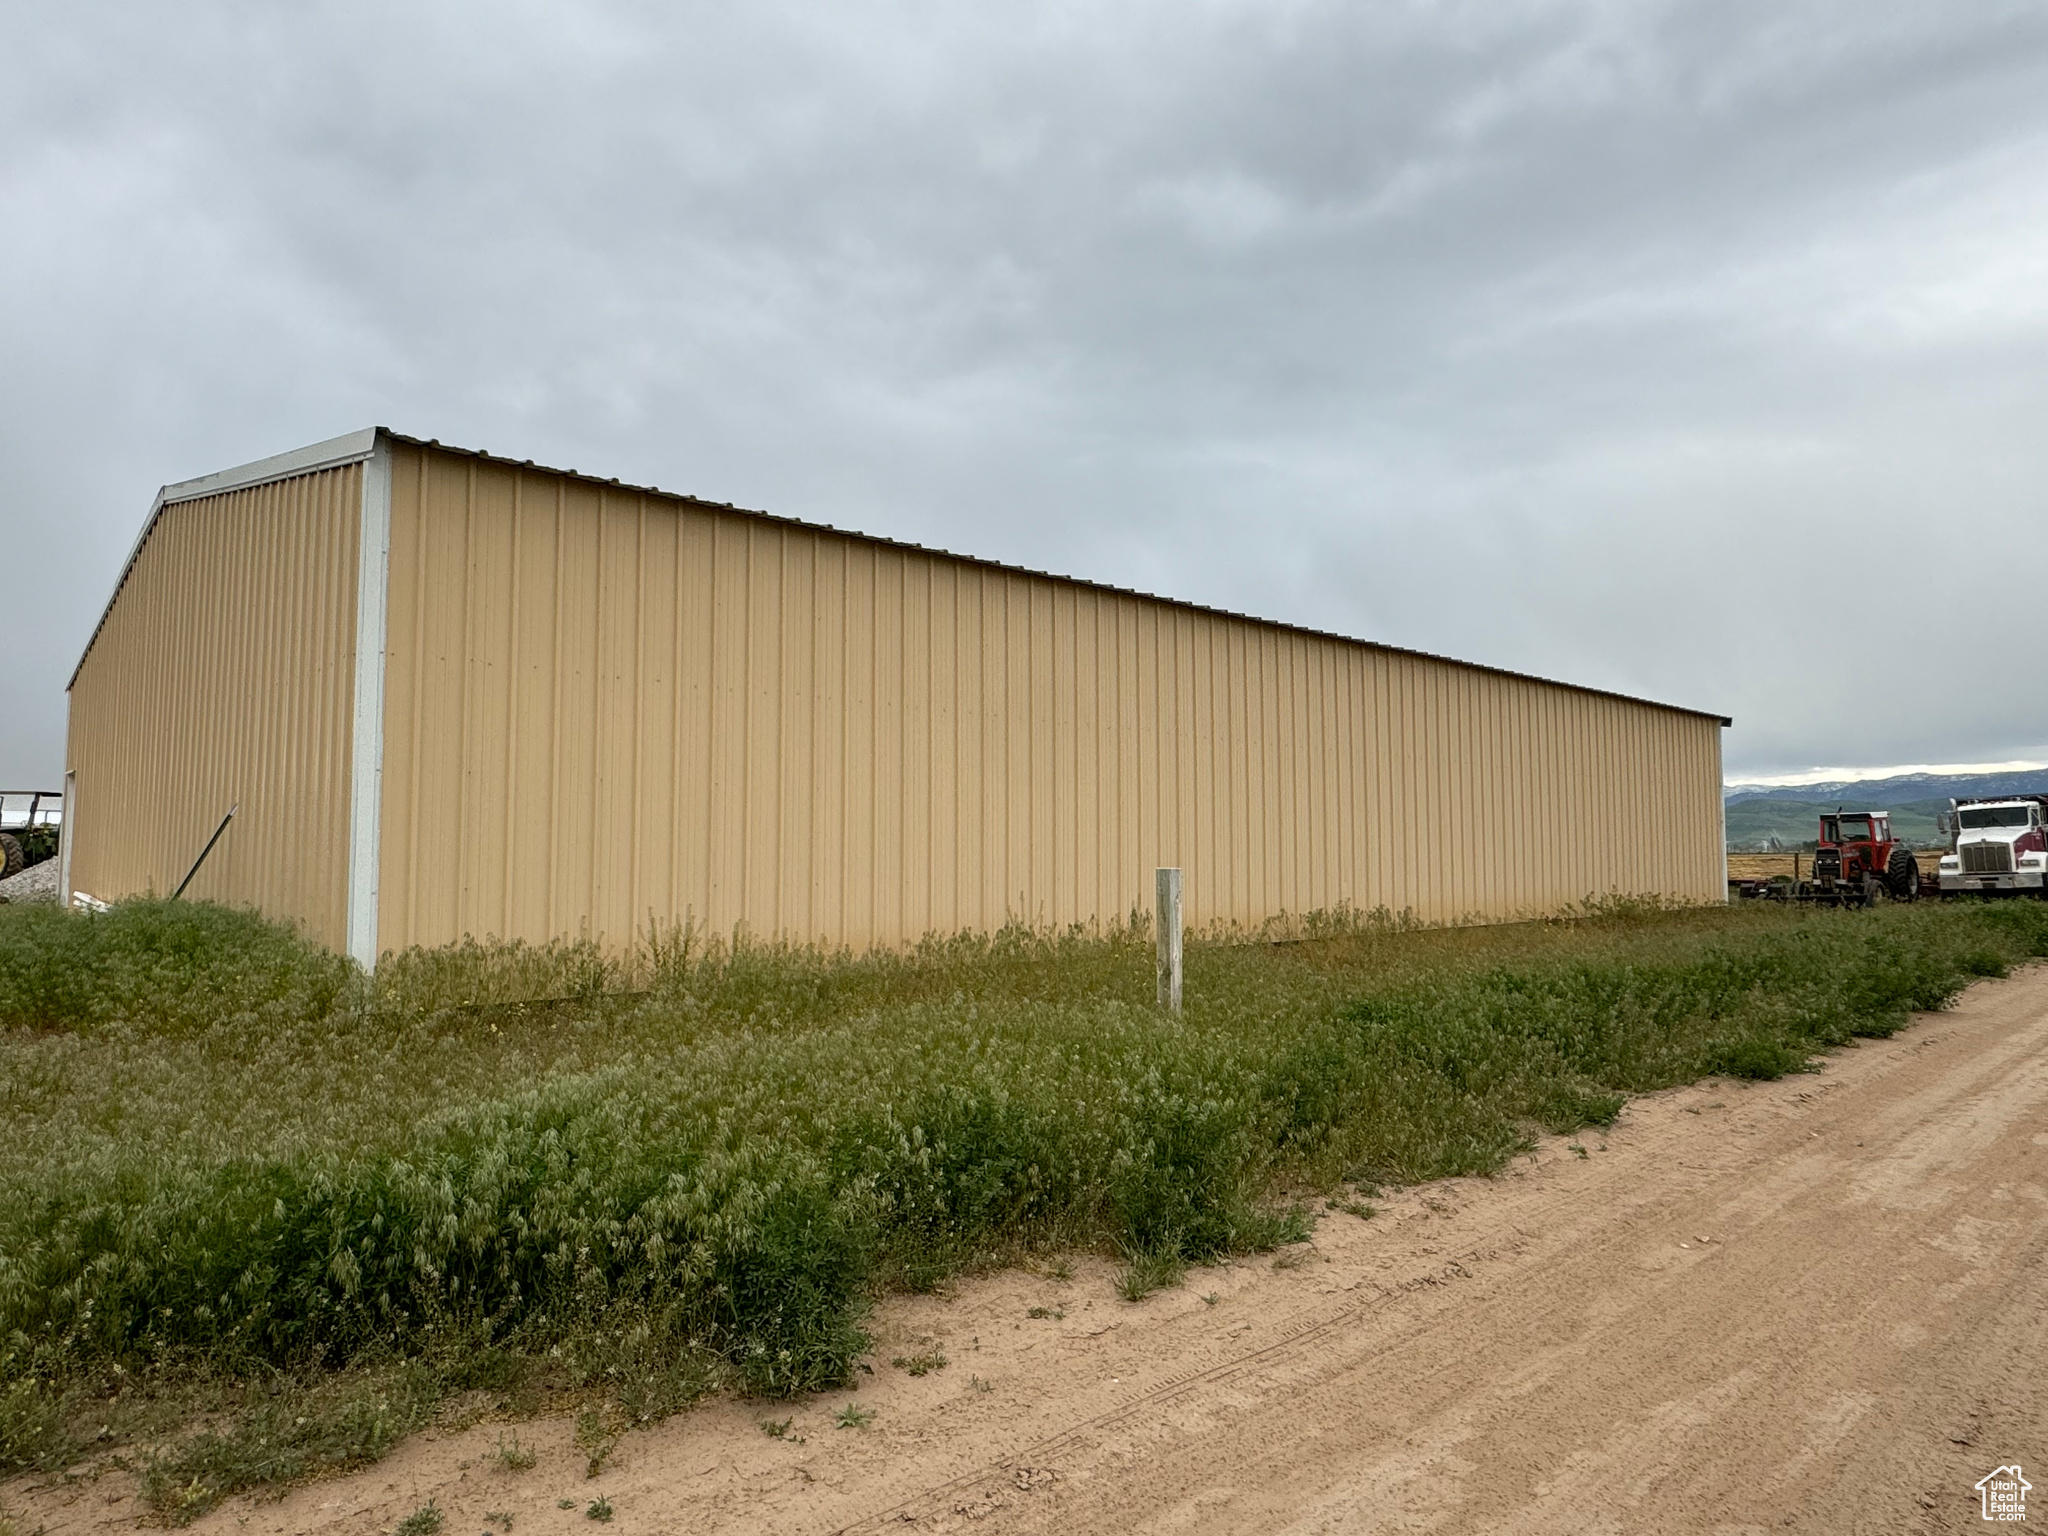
0;899;355;1034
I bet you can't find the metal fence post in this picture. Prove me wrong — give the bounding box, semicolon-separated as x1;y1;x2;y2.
172;804;238;899
1155;866;1183;1013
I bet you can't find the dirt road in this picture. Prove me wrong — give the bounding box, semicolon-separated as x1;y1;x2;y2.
15;969;2046;1534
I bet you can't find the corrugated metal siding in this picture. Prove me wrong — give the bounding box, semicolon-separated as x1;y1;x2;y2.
63;466;362;945
376;443;1722;954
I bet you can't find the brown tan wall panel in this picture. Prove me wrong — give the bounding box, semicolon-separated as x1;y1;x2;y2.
374;444;1724;955
64;466;361;946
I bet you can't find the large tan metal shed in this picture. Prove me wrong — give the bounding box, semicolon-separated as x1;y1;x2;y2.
65;428;1730;966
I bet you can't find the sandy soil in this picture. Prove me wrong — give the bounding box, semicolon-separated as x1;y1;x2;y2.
12;968;2045;1535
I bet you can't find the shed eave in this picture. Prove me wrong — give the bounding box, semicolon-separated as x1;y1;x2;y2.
382;430;1735;728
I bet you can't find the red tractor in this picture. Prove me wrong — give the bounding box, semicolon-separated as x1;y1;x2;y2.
1810;809;1918;905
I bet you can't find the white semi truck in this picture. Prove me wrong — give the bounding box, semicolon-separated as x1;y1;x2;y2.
1936;794;2048;896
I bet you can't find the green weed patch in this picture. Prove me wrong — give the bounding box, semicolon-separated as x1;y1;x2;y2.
2;894;2044;1505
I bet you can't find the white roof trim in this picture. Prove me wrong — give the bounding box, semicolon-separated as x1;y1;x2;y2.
68;428;381;689
157;427;379;505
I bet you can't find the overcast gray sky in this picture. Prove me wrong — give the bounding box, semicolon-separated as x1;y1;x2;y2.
5;0;2046;788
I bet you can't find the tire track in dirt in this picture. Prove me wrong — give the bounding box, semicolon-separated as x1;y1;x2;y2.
831;1244;1517;1533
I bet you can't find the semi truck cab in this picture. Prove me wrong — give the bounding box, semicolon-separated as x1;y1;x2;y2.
1938;796;2048;895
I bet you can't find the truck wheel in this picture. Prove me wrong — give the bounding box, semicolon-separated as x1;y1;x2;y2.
0;833;22;880
1887;848;1919;902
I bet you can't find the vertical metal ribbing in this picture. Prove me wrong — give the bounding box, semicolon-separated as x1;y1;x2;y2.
345;435;392;970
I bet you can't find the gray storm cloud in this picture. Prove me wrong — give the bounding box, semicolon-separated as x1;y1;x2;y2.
4;0;2046;785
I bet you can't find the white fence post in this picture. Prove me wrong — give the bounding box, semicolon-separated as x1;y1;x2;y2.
1155;866;1183;1014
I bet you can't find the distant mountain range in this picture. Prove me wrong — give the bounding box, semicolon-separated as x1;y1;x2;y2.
1725;769;2048;806
1726;796;1954;850
1723;768;2048;851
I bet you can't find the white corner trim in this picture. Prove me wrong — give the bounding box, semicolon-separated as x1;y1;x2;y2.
1717;725;1730;901
345;434;393;970
59;770;76;909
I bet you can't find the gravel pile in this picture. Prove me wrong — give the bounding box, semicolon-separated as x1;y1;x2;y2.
0;859;61;904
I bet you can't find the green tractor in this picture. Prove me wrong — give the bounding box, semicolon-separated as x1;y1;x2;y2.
0;790;63;880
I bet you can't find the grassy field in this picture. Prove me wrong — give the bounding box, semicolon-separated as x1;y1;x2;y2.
1723;793;1954;850
4;895;2046;1522
1725;851;1946;883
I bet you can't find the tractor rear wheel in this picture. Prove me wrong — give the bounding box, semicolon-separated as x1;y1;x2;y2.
1887;847;1919;902
0;833;22;880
